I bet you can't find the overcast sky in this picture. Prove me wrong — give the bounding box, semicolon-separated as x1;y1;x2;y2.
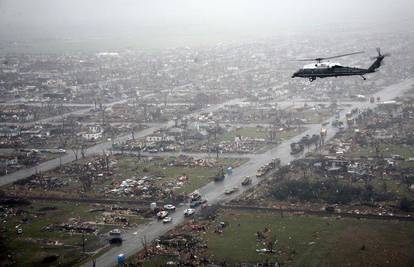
0;0;413;44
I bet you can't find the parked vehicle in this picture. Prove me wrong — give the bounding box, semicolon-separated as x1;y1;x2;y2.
184;208;195;217
190;200;202;208
157;210;169;219
241;176;252;186
224;187;239;195
213;167;225;182
189;191;202;202
163;204;176;211
109;229;123;243
290;142;304;154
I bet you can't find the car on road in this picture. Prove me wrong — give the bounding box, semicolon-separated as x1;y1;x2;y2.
241;176;252;186
163;216;172;223
190;200;202;208
189;191;202;201
109;228;123;244
16;226;23;234
184;208;195;217
224;187;239;195
156;210;169;219
163;204;176;211
391;154;404;160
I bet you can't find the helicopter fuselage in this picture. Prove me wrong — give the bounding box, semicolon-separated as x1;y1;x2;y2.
292;63;373;81
292;48;387;82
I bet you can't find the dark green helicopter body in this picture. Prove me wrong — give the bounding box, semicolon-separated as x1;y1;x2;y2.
292;48;389;82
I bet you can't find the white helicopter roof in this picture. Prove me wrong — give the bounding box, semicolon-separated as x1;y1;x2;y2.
303;62;342;69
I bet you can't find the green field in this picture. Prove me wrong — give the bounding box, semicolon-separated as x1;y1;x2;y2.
219;127;301;143
117;156;247;194
1;200;146;266
349;143;414;159
202;210;414;267
300;110;333;124
7;155;248;199
220;127;268;141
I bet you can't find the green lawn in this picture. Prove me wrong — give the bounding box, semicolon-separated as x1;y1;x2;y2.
278;129;303;141
350;144;414;159
300;110;333;124
6;155;248;200
117;156;248;194
219;127;301;143
220;127;268;141
203;210;414;267
1;201;146;266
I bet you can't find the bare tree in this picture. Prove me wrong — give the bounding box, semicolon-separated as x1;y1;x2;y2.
71;137;81;161
71;145;80;161
141;235;148;256
102;150;110;171
81;144;88;159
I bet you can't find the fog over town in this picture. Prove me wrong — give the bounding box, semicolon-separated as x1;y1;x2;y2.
1;1;414;266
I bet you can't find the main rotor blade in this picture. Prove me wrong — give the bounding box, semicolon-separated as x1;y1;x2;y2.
293;58;321;62
322;51;365;60
293;51;365;62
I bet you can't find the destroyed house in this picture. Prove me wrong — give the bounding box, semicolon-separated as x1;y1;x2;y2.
0;155;18;166
0;127;20;137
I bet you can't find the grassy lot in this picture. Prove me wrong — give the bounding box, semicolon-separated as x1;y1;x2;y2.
278;129;303;141
203;209;414;267
219;127;301;143
370;177;412;199
300;110;333;124
7;155;248;199
1;200;146;266
220;127;268;141
116;156;248;194
349;144;414;159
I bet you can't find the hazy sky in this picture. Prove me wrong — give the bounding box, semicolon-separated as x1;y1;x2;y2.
0;0;413;43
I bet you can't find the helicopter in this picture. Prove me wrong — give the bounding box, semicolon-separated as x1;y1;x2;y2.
292;48;390;82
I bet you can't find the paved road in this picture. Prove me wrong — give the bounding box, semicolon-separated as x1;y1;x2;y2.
83;78;414;267
113;150;255;159
0;99;128;127
0;102;95;107
0;99;243;186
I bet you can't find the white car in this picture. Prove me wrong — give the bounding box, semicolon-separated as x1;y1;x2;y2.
163;204;176;211
224;187;239;195
184;208;195;217
163;216;172;223
156;211;168;219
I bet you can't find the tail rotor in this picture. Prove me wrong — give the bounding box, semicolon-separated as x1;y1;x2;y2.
368;48;390;72
371;48;390;60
